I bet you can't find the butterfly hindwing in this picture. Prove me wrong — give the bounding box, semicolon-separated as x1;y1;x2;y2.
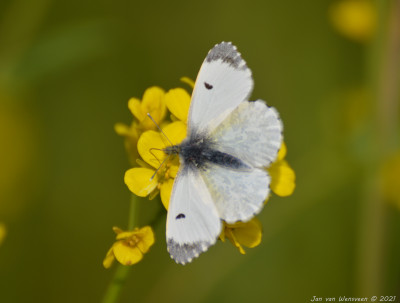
211;100;283;168
188;42;253;135
201;165;270;224
166;166;221;264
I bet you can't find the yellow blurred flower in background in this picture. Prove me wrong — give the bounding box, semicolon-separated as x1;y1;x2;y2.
0;95;38;218
381;152;400;210
103;226;155;268
329;0;376;42
220;218;262;254
0;223;6;246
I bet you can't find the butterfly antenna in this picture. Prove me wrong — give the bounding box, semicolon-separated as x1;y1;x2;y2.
149;147;165;165
147;113;175;147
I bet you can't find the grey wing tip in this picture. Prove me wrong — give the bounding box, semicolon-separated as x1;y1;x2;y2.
206;41;247;70
167;238;212;265
216;41;235;48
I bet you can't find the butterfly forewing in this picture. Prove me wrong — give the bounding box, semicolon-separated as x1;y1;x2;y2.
188;42;253;135
166;167;221;264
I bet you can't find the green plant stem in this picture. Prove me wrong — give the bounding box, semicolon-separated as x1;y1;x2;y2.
101;265;131;303
102;195;140;303
356;1;400;297
128;194;140;230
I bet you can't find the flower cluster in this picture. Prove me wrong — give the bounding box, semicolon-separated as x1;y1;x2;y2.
103;226;155;268
105;79;296;266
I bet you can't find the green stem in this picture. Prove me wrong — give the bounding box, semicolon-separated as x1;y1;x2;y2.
102;195;140;303
101;265;131;303
128;194;140;230
356;1;400;296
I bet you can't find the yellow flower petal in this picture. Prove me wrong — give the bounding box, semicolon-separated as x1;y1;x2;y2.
138;121;187;169
124;167;158;197
160;178;174;210
277;142;287;161
168;164;179;178
219;227;226;242
180;77;195;88
113;241;143;266
163;121;187;145
115;229;138;240
165;88;190;122
114;123;130;136
136;226;155;253
269;160;296;197
128;98;144;122
222;218;262;254
112;226;123;234
103;247;115;269
141;87;166;130
236;243;246;255
114;120;141;164
231;218;262;248
137;130;168;169
225;228;246;254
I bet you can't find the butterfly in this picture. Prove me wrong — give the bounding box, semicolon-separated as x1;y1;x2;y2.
164;42;283;264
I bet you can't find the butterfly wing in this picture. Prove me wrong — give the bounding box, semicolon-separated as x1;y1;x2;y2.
211;100;283;168
200;165;270;224
166;166;221;264
188;42;253;135
200;100;283;223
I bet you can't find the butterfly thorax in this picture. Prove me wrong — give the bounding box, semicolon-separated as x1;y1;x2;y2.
165;134;250;171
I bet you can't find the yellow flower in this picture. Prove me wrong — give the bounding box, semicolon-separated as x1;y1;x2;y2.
114;122;141;165
220;217;262;254
0;223;6;246
128;86;167;131
124;121;187;209
329;0;376;42
115;86;167;164
268;142;296;197
103;226;155;268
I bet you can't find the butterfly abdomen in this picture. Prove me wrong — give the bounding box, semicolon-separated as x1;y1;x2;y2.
179;136;250;171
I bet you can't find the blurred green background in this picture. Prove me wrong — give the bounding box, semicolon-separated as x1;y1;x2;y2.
1;0;399;302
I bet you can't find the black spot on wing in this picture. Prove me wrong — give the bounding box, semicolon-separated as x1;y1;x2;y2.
204;82;213;89
176;213;185;220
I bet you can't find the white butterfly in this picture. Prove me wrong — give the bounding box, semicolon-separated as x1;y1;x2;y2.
165;42;283;264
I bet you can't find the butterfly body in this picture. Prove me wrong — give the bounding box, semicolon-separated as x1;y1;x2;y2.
165;134;250;171
165;42;283;264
